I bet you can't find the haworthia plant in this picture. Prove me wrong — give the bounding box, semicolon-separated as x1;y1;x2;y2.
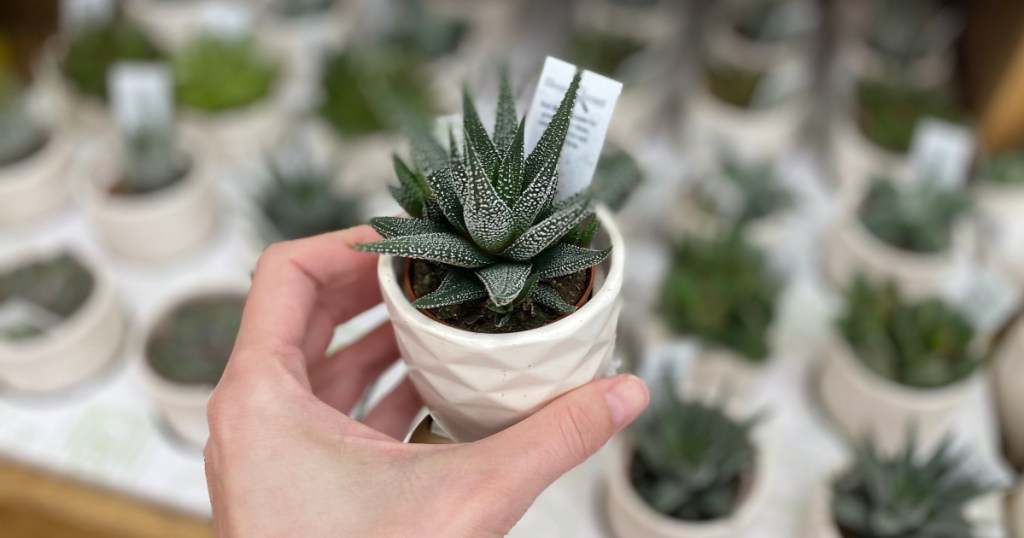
833;434;991;538
0;254;95;341
147;296;244;386
261;153;359;240
859;178;970;254
115;125;189;195
0;71;46;167
358;70;613;314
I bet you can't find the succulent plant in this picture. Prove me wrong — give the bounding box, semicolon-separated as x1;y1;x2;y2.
839;278;985;389
705;155;791;226
978;149;1024;185
356;70;616;333
859;178;970;254
629;393;759;522
147;295;244;385
705;62;763;109
60;17;163;100
261;154;360;240
0;71;46;167
567;28;645;78
856;80;968;153
172;36;277;112
832;435;990;538
733;0;817;43
112;125;189;195
319;48;435;136
864;0;959;65
660;232;780;362
0;254;95;341
590;150;643;212
385;0;468;61
272;0;335;17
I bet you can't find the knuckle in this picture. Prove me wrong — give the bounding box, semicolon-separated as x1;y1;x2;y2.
556;401;601;463
254;241;297;275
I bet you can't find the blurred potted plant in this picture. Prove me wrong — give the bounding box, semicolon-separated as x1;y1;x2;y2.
125;0;208;49
261;0;348;86
826;177;970;300
806;436;993;537
142;290;245;446
0;251;125;391
173;31;284;160
80;110;217;262
605;392;768;538
359;71;626;441
659;232;781;398
971;149;1024;283
819;278;986;453
0;69;74;225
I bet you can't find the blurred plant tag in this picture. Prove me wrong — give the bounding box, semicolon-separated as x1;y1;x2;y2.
638;339;697;402
953;264;1019;334
524;57;622;201
60;0;114;34
200;2;253;39
109;63;174;133
909;119;975;190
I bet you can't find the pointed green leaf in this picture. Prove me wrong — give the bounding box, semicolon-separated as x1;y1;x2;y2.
494;68;518;153
356;233;495;268
591;151;642;211
501;195;593;261
370;217;447;239
511;150;558;231
423;199;447;225
532;284;576;313
565;215;600;247
412;269;486;308
392;156;430;218
407;121;448;176
462;141;516;253
495;119;526;206
475;262;532;307
462;88;499;179
448;125;461;165
424;167;467;234
534;243;610;278
523;70;581;183
389;185;423;219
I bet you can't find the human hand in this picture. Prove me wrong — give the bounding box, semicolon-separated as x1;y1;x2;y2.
204;226;649;537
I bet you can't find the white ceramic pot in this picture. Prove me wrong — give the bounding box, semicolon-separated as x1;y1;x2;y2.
125;0;208;50
845;41;954;91
683;345;765;403
605;437;770;538
140;285;247;447
0;251;125;392
689;89;803;161
833;118;911;191
79;140;219;262
377;206;624;442
260;3;348;86
179;86;289;164
992;318;1024;470
0;130;75;226
803;483;842;538
818;338;975;455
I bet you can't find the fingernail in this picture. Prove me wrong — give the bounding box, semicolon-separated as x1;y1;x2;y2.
604;374;649;429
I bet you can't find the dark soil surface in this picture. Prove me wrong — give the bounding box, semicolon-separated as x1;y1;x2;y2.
409;259;590;334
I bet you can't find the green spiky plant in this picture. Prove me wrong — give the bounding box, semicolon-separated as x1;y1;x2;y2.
832;435;991;537
864;0;958;65
172;36;277;112
0;70;46;167
978;149;1024;185
356;70;615;333
856;80;968;153
111;125;190;196
629;391;759;522
733;0;816;44
697;155;791;226
0;254;95;341
147;295;244;385
839;278;985;389
385;0;468;61
260;155;360;240
859;178;970;254
60;18;163;101
661;232;780;362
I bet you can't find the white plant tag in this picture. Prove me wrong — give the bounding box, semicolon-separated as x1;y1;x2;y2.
524;57;622;201
200;2;253;39
108;63;174;134
638;339;698;402
909;118;975;190
952;264;1020;334
60;0;114;34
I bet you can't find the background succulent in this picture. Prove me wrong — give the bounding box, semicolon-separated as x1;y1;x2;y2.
272;0;335;18
661;232;780;362
629;392;759;522
856;80;967;153
733;0;817;44
0;71;46;167
172;36;277;112
0;254;95;341
357;70;614;329
60;18;163;100
260;155;360;240
705;62;763;109
838;278;985;389
384;0;468;61
832;435;990;538
146;296;244;386
864;0;958;65
113;125;189;196
859;178;970;254
710;155;791;226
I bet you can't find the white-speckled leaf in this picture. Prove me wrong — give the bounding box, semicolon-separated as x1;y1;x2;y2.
475;262;533;307
495;119;525;206
463;89;499;179
523;70;580;183
494;70;518;153
462;141;516;254
512;150;558;231
392;156;430;218
501;196;593;261
425;168;467;234
370;217;447;239
356;233;495;268
412;269;486;308
532;283;576;313
534;243;611;278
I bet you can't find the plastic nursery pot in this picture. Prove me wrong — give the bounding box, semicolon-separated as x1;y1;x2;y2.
0;251;126;392
0;129;74;226
818;338;976;455
140;285;247;447
605;437;770;538
377;206;625;442
992;317;1024;470
78;135;219;263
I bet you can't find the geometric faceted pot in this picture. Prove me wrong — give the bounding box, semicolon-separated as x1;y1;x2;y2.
377;206;624;442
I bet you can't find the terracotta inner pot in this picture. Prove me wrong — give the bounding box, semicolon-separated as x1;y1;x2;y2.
401;259;597;329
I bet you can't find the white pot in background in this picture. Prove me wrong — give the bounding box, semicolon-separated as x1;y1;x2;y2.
605;437;770;538
992;318;1024;471
179;85;289;165
845;41;954;91
683;345;766;403
818;338;975;455
0;251;125;392
377;207;624;442
125;0;208;50
79;138;219;263
260;2;348;89
803;483;842;538
833;118;911;192
0;130;75;226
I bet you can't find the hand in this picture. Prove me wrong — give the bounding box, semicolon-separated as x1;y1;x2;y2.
204;226;649;537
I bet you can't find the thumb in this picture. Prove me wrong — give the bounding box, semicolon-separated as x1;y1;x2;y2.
478;374;648;499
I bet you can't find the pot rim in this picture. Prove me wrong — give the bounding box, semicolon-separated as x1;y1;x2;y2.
837;200;956;277
0;128;72;184
377;205;624;344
